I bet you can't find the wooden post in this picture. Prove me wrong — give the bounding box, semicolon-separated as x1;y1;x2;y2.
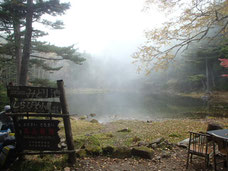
57;80;76;164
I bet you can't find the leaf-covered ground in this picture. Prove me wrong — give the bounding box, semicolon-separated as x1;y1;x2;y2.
7;117;228;171
71;117;228;146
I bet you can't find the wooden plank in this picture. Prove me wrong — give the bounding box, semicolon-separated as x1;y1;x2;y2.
20;150;75;155
11;101;61;113
7;113;69;118
57;80;76;164
21;139;60;151
18;119;60;128
17;119;60;151
7;86;60;98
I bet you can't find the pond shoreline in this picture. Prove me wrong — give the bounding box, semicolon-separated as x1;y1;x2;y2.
67;89;228;121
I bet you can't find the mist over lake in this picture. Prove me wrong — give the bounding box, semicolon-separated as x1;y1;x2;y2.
66;88;215;122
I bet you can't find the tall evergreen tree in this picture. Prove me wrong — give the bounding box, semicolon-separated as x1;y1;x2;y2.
0;0;85;85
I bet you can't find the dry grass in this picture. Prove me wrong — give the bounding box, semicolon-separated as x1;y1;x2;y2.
9;117;228;171
69;117;228;146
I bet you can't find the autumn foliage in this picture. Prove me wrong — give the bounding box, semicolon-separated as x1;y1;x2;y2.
133;0;228;74
219;58;228;77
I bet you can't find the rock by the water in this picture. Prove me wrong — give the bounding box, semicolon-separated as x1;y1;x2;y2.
90;113;96;117
79;115;88;120
90;119;99;123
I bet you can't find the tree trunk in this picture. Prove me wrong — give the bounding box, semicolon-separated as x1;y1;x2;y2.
210;64;216;88
205;57;210;92
19;0;33;86
13;19;22;85
201;79;206;91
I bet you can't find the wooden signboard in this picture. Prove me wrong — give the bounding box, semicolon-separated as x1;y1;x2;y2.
11;101;61;113
18;119;60;151
7;80;76;164
7;86;60;98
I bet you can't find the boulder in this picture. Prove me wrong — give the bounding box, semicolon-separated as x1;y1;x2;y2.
113;146;132;158
90;119;99;124
89;113;96;117
79;115;88;120
131;146;154;159
177;138;189;148
148;137;165;148
207;122;224;131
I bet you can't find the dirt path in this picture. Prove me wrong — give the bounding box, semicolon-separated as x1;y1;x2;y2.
70;146;225;171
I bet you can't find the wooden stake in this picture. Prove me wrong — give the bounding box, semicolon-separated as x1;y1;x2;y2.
57;80;76;164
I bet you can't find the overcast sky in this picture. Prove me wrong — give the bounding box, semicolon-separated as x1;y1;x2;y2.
42;0;164;57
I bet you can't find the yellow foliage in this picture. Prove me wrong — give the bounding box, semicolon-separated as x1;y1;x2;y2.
133;0;228;74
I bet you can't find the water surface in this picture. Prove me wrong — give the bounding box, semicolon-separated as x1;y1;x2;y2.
66;89;213;122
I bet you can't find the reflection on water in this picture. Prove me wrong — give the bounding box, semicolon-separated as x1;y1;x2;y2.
66;90;213;122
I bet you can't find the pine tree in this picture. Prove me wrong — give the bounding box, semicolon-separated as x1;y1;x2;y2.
0;0;85;85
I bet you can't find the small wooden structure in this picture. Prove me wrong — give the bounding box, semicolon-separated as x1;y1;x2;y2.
7;80;75;163
186;131;212;169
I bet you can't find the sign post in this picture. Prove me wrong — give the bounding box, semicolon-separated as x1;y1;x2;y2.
57;80;76;164
7;80;75;164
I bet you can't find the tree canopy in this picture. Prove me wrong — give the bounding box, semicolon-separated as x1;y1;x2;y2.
0;0;85;85
133;0;228;74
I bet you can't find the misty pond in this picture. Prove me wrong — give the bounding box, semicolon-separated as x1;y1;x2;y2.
66;89;227;123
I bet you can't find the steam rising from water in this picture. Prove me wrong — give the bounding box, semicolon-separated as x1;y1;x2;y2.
48;49;206;123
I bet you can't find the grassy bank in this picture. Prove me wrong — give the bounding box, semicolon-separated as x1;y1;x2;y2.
70;117;228;145
8;117;228;171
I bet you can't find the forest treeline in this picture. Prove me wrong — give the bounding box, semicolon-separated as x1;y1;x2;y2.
143;38;228;93
1;0;228;109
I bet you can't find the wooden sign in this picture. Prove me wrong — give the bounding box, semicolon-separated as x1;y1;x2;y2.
7;86;60;99
11;101;61;113
7;81;76;164
18;119;60;151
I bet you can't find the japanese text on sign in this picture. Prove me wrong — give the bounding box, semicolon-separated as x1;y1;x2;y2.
18;119;60;151
11;101;61;113
7;86;60;98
